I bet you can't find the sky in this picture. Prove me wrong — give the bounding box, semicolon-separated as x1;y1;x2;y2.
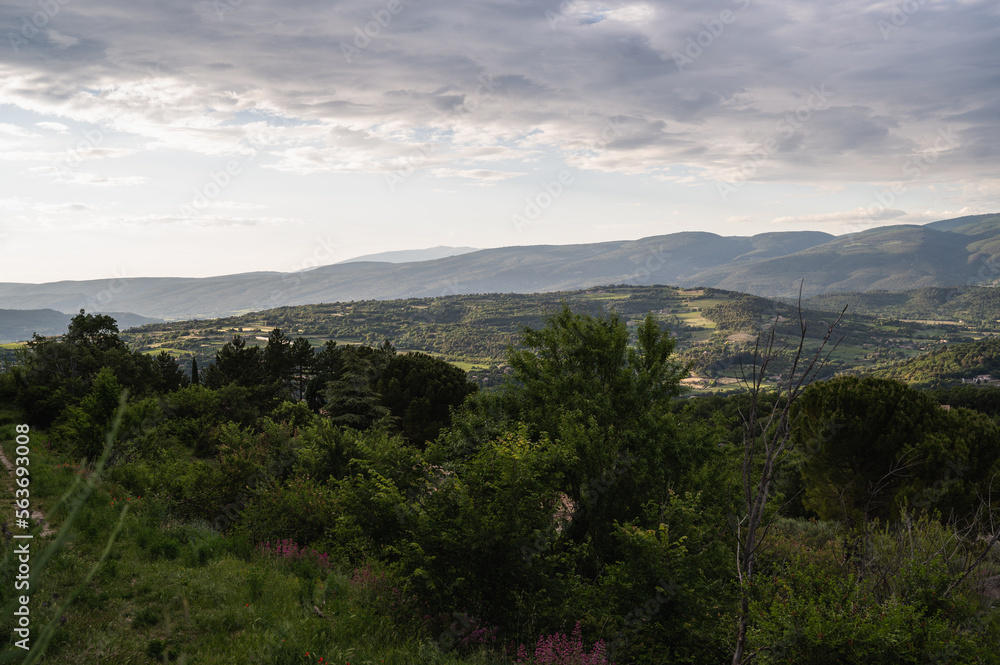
0;0;998;283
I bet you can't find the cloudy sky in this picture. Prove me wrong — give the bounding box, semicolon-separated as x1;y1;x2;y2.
1;0;997;282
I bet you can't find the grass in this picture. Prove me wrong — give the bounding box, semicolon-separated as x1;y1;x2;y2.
579;293;631;301
450;361;490;372
4;530;507;663
0;417;513;665
675;312;716;328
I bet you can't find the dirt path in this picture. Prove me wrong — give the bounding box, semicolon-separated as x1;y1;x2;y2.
0;438;55;537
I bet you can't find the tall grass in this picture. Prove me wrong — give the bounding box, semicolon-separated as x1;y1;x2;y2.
1;395;129;664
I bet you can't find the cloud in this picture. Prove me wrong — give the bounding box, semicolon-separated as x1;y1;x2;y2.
202;201;267;210
46;30;80;49
37;202;98;213
108;213;298;228
0;0;995;189
0;198;96;214
429;167;524;183
770;210;906;226
0;123;40;139
53;172;148;186
0;198;30;211
35;121;70;133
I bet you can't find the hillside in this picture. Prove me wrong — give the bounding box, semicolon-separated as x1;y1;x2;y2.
4;296;1000;665
693;224;988;296
0;309;161;344
801;285;1000;326
871;336;1000;389
114;284;985;392
0;230;835;320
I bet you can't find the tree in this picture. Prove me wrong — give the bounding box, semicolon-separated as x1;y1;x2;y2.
795;377;1000;525
204;335;267;389
15;311;158;425
305;340;343;411
376;351;477;446
54;366;123;461
191;357;200;386
793;376;937;524
731;294;846;665
151;351;188;394
64;309;126;352
504;305;692;564
323;351;390;429
264;328;295;391
290;337;315;401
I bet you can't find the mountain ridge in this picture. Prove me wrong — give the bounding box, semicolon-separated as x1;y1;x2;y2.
335;246;479;264
1;214;998;320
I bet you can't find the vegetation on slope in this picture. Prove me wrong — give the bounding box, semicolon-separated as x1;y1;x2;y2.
872;336;1000;388
3;307;1000;663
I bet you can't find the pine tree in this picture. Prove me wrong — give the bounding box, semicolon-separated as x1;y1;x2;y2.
323;353;389;429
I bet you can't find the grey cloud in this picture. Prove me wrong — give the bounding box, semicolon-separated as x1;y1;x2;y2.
0;0;995;187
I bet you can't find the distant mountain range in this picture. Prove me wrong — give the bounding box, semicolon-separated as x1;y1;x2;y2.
0;309;161;344
1;214;998;323
335;246;479;264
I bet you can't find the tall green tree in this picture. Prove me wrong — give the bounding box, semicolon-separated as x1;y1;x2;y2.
264;328;295;392
151;351;188;393
503;306;693;562
793;376;940;524
376;351;477;446
290;336;315;401
14;310;158;425
323;351;390;429
305;340;342;411
64;309;127;351
794;375;1000;524
204;335;267;389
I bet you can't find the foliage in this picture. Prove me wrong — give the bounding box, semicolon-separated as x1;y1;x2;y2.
749;517;1000;664
376;351;478;446
10;309;182;426
391;425;570;623
203;334;269;389
52;366;123;462
792;376;1000;524
323;349;391;429
5;301;1000;664
504;306;700;567
873;336;1000;388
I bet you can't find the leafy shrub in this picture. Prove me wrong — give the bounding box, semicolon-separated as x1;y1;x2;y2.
749;544;999;664
237;475;341;547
